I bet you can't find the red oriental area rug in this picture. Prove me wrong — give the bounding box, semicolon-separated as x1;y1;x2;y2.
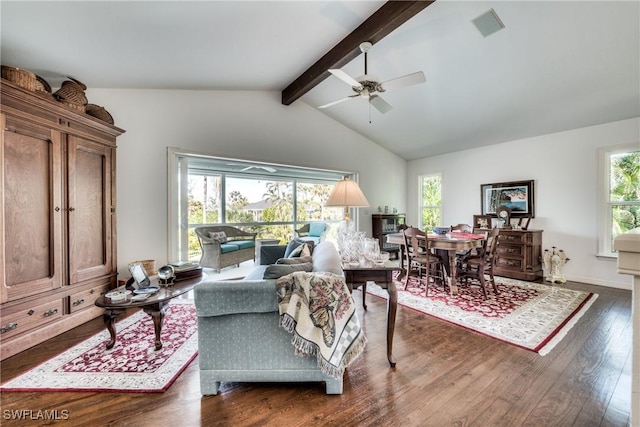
365;276;597;355
0;300;197;393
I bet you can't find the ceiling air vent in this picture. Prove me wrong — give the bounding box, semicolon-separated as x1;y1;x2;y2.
472;9;505;37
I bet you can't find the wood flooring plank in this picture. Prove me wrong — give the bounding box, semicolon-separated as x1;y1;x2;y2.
0;281;631;427
519;285;632;427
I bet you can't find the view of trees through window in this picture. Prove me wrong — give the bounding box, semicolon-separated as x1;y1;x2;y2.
186;172;341;261
609;150;639;250
420;174;442;230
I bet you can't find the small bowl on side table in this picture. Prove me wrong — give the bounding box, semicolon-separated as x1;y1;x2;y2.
368;251;390;266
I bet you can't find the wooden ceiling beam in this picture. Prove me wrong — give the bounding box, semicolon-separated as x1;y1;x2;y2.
281;1;435;106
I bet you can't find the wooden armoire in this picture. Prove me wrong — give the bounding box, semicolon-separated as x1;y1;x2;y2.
0;79;124;360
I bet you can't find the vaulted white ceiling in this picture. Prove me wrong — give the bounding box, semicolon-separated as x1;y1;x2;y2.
2;1;638;160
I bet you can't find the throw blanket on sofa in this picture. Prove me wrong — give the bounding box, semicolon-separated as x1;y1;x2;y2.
276;271;367;379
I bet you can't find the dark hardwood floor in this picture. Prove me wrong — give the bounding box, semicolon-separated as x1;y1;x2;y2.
0;280;631;427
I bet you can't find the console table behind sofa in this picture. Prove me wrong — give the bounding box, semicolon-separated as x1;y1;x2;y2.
195;226;257;272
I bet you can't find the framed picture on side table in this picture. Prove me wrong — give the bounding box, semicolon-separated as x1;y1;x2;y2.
480;180;535;218
473;215;492;230
512;215;532;230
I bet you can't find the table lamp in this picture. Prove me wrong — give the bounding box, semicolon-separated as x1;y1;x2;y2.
325;176;369;221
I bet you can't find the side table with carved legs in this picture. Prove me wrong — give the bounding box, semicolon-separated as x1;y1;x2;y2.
342;262;401;367
95;277;201;351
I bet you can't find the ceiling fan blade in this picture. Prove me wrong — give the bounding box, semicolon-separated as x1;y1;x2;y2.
328;69;363;89
318;94;359;109
239;166;277;173
369;95;393;114
379;71;426;92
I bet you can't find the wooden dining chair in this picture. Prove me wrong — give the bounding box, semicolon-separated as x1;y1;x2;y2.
402;227;446;296
450;223;474;258
450;223;472;233
456;227;500;299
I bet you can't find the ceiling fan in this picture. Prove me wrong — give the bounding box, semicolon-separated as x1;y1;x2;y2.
226;163;277;173
318;41;426;114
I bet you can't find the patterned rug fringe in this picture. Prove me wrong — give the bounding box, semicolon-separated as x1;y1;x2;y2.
537;293;597;356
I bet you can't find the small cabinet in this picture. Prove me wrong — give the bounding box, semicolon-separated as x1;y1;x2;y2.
372;214;406;259
494;229;543;281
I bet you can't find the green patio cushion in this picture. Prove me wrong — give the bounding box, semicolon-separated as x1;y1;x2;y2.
232;240;256;250
220;243;240;253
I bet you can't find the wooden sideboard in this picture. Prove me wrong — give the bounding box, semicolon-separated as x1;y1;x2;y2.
493;229;544;281
1;79;125;360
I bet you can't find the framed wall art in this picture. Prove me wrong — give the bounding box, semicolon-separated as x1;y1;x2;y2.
480;180;535;218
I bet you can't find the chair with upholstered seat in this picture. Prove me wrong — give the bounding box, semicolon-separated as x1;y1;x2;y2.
294;222;328;244
402;227;447;296
456;227;500;299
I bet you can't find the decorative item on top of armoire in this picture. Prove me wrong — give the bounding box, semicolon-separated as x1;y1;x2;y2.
542;247;569;284
1;77;125;360
1;65;116;125
53;77;88;113
86;104;115;125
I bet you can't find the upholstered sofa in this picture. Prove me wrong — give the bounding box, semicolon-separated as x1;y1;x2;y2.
195;225;257;272
194;240;345;395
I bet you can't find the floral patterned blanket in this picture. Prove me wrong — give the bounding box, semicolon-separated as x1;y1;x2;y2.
276;271;367;379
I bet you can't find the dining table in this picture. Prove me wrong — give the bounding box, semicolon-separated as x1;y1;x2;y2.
385;231;485;296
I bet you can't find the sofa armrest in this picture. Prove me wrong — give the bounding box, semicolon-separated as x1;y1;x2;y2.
260;244;287;265
198;234;222;246
194;280;278;317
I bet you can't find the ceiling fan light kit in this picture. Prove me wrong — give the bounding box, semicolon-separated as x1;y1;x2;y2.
319;41;426;114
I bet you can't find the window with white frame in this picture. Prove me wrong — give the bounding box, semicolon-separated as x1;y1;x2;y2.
420;173;442;230
598;144;639;256
168;149;353;262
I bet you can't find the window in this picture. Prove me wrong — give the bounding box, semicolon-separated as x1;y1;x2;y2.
598;144;640;256
168;150;352;262
420;173;442;230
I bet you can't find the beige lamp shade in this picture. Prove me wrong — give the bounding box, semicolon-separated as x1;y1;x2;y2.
325;177;369;221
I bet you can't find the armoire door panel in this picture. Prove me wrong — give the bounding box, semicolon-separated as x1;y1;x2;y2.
1;116;63;302
67;136;112;284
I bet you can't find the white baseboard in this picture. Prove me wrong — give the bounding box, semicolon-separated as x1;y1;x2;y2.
565;274;632;291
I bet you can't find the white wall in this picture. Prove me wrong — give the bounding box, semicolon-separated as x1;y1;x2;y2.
86;89;407;276
407;117;640;289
